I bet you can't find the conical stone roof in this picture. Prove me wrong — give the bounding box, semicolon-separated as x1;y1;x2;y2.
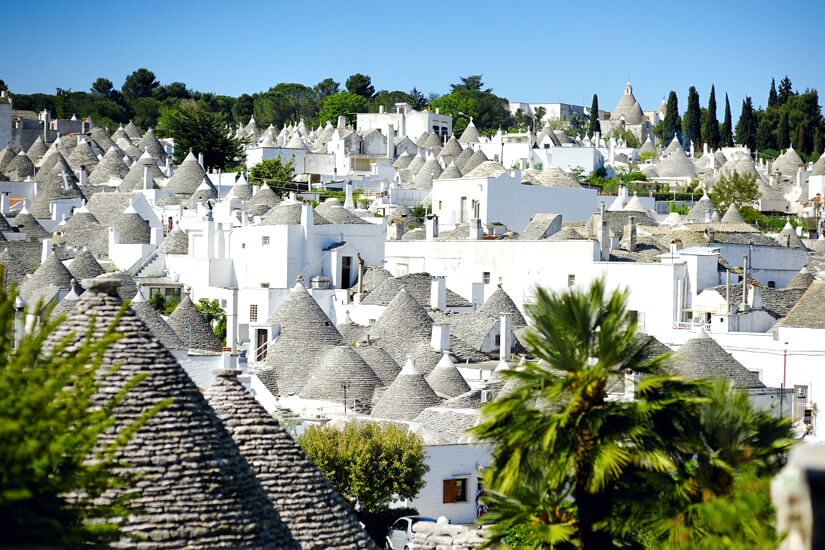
89;127;117;153
458;121;480;144
413;156;442;188
416;132;430;148
368;288;433;365
810;154;825;176
299;345;383;406
407;153;425;175
157;227;189;255
353;344;401;385
778;222;806;249
129;292;186;351
426;353;470;398
438;161;463;179
136;128;167;161
0;144;16;172
422;132;443;150
59;206;107;256
88;147;130;184
393;150;412;169
638;137;657;156
123;120;143;141
440;135;463;156
45;280;296;548
167;293;223;352
371;356;441;420
684;194;720;223
774;147;804;176
25;136;48;163
116;204;151;244
623;193;648;213
721;203;747;224
68;249;105;280
478;286;527;327
0;247;32;290
12;206;50;239
166;151;213;196
205;370;374;549
4;151;34;180
669;329;764;389
261;201;330;225
453;147;474;171
262;283;344;395
657;146;697;178
785;268;814;291
65;139;99;176
88;271;139;303
119;152;164;192
229;175;253;201
460;149;488;175
18;252;73;303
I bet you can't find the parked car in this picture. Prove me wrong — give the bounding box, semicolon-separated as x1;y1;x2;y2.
385;515;437;550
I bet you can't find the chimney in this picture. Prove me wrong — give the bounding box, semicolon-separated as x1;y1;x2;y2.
143;162;154;190
431;324;450;352
386;124;395;160
726;269;733;314
198;152;204;168
165;155;172;177
337;115;346;129
430;276;446;311
669;239;684;255
599;202;610;260
425;214;439;240
624;215;637;252
624;369;640;401
344;181;355;212
748;282;762;309
468;217;483;240
741;255;750;312
400;109;406;137
79;166;87;186
499;313;512;360
378;105;384;114
386;221;403;241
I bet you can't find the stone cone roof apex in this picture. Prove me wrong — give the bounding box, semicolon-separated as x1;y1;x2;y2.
400;355;419;375
435;352;455;370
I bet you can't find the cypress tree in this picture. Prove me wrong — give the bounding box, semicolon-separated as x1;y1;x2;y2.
768;78;778;108
663;91;681;143
735;97;757;151
588;94;600;137
796;124;807;152
683;86;702;148
721;93;734;147
778;110;790;149
778;76;793;106
703;85;720;149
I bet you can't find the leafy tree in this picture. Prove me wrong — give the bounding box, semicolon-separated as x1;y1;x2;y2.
318;91;369;126
91;77;114;97
662;90;682;144
152;82;190;101
431;75;511;135
408;87;427;110
252;83;317;128
471;280;707;549
298;421;429;513
450;75;490;93
313;78;340;102
149;291;166;312
55;87;72;119
167;105;243;170
131;96;161;130
777;109;790;149
778;75;794;106
248;157;295;189
768;78;778;108
588;94;600;137
163;295;180;315
0;283;159;547
683;86;702;148
371;90;414;113
710;171;760;210
121;68;159;101
703;85;720;149
345;73;375;100
195;298;226;346
0;79;7;92
232;93;254;124
736;97;758;151
534;106;547;125
721;93;734;147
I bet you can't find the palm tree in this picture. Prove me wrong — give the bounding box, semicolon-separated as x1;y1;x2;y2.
471;280;707;549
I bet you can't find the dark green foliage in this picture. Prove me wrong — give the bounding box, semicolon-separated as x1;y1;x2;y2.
318;91;369;126
232;93;254;124
371;90;415;113
252;83;317;128
91;77;114;97
753;79;824;155
710;171;760;210
703;85;720;149
721;93;734;147
298;422;428;513
778;75;794;106
121;68;159;101
408;88;427;110
735;97;758;151
768;78;778;108
0;281;161;548
345;73;375;99
195;298;226;346
431;75;511;135
163;294;180;315
777;110;790;149
55;88;71;119
0;79;7;92
313;78;340;102
149;291;166;312
683;86;702;148
131;96;161;129
588;94;600;137
662;91;681;144
248;157;295;189
167;105;243;170
152;82;190;101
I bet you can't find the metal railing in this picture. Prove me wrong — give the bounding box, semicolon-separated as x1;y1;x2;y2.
672;321;712;332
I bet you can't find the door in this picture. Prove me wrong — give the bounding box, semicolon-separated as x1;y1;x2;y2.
390;519;408;549
256;329;268;362
341;256;352;289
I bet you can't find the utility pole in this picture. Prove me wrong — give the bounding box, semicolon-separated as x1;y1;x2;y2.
341;380;350;415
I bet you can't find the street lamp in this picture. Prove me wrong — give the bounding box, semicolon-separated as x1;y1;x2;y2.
341;380;351;415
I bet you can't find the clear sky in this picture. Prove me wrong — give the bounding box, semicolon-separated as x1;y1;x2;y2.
3;0;824;119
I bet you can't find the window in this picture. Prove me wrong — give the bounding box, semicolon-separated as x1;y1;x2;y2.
242;243;246;249
249;304;258;323
494;334;501;347
438;200;442;210
568;274;576;287
482;272;491;284
443;478;468;503
220;299;227;308
768;281;776;288
262;236;270;246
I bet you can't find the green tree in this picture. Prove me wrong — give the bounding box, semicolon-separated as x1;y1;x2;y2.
252;83;317;128
91;77;114;97
662;90;682;144
0;285;159;547
703;85;720;149
55;87;72;119
232;93;254;124
408;87;427;110
709;171;760;211
121;68;159;101
471;280;707;549
534;106;547;125
735;97;757;150
195;298;226;346
248;157;295;189
450;75;490;93
683;86;702;148
371;90;414;113
314;77;340;105
721;93;734;147
131;96;161;129
152;82;190;101
0;79;7;92
778;75;794;106
431;75;511;135
298;421;429;513
345;73;375;100
588;94;600;137
777;109;790;149
167;105;243;170
768;78;778;108
318;91;369;126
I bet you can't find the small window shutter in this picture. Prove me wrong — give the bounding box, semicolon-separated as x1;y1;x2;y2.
443;480;456;503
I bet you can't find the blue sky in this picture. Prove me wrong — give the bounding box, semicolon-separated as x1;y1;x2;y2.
4;0;825;119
